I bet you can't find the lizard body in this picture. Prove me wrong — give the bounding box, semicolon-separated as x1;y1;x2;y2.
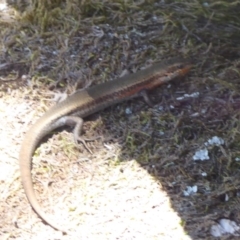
19;58;192;232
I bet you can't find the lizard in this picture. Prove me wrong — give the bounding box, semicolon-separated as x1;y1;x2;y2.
19;58;192;233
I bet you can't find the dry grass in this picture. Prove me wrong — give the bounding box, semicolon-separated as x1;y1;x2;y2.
1;0;240;239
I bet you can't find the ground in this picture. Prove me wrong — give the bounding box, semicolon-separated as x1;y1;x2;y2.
1;0;240;239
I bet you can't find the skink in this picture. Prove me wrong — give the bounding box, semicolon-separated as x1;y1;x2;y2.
19;58;192;233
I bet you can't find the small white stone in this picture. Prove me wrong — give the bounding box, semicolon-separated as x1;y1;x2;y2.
125;108;132;115
211;224;224;237
225;194;229;202
193;148;209;161
219;219;240;234
183;186;198;196
206;136;224;146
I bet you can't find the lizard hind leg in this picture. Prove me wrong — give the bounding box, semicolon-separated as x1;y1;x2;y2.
62;116;100;154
